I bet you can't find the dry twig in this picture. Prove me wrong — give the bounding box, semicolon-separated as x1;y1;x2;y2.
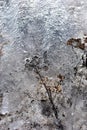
25;56;64;130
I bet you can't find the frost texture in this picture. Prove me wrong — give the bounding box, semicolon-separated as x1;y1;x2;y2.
0;0;87;130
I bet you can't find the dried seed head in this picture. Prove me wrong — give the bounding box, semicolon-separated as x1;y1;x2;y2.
25;58;31;63
57;74;65;81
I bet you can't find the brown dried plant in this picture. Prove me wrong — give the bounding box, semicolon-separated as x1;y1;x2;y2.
67;38;85;50
25;56;64;130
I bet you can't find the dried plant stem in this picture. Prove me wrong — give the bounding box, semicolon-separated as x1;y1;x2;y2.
34;67;63;130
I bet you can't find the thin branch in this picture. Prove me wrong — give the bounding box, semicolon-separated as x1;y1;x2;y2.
34;67;64;130
25;57;64;130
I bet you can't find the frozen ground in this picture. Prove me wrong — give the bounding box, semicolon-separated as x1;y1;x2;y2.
0;0;87;130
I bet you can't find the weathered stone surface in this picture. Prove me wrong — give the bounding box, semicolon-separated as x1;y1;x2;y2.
0;0;87;130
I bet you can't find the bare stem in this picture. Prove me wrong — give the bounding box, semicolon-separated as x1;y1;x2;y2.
34;66;63;130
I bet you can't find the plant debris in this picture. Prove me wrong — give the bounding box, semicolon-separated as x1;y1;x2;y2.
67;37;85;50
25;56;64;130
67;36;87;69
39;76;63;93
57;74;65;82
